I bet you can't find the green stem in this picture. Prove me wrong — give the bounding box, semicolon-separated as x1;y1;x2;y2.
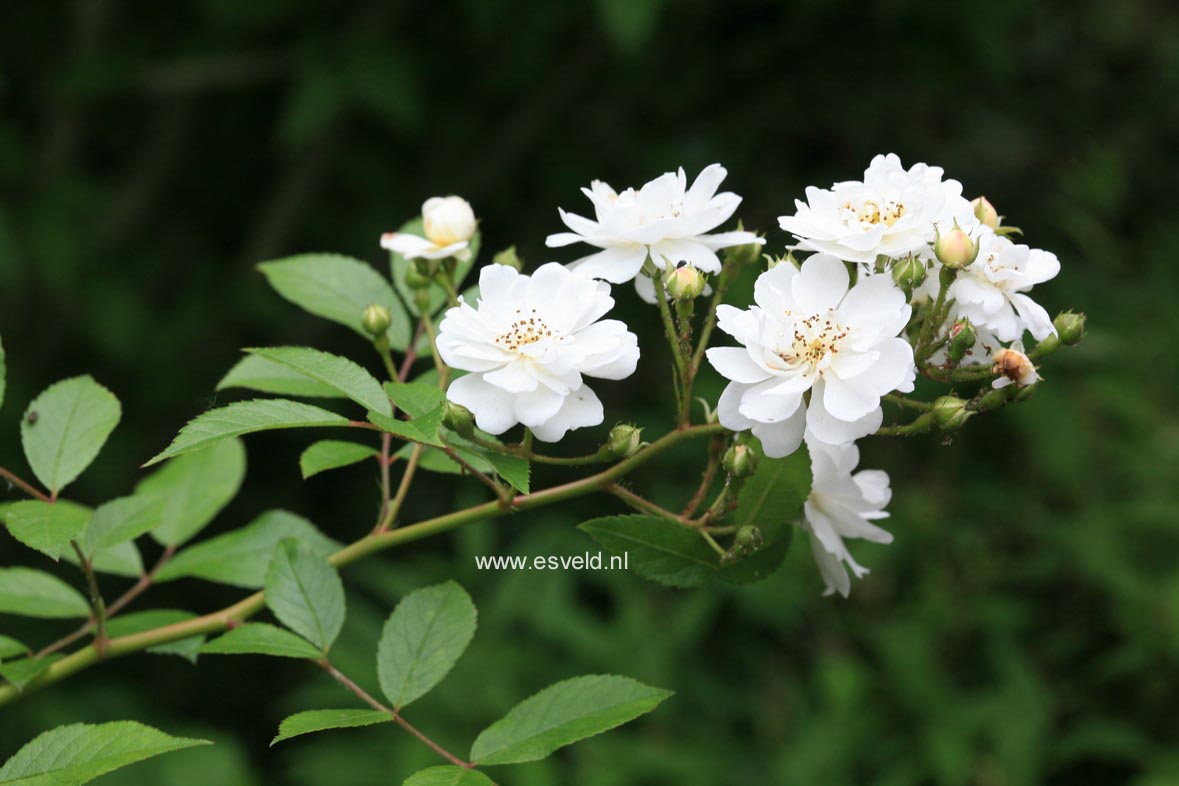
70;540;107;655
0;423;724;707
0;466;51;502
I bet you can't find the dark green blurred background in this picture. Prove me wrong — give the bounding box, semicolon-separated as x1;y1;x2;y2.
2;1;1178;783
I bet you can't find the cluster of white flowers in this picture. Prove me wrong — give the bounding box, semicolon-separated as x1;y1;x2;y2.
393;154;1061;597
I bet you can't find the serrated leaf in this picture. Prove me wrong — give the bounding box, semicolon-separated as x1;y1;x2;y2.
62;540;143;579
246;347;391;417
155;510;338;589
388;217;481;316
0;655;61;691
300;440;378;479
270;709;391;746
258;253;411;349
0;721;209;784
81;495;164;557
470;675;672;765
217;355;345;399
0;635;29;661
403;766;494;786
383;382;445;417
200;623;322;659
137;438;247;546
3;501;90;560
443;432;530;493
264;539;345;653
377;581;476;710
577;515;719;588
20;376;121;495
0;568;89;619
369;405;445;447
145;399;349;466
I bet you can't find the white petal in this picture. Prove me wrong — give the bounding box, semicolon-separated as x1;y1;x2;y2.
792;254;850;313
717;382;755;432
482;361;539;393
568;245;649;283
446;373;518;435
513;386;566;427
751;406;807;458
529;385;604;442
706;347;773;384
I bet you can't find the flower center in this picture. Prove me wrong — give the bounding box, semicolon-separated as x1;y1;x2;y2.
780;313;848;373
842;198;906;228
496;308;554;352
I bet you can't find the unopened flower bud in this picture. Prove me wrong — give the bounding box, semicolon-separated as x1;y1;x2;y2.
664;263;706;301
971;196;999;229
361;303;392;337
731;525;764;556
933;223;980;269
441;401;475;437
413;288;432;313
492;245;523;271
947;319;977;363
932;395;971;430
722;227;763;268
405;260;432;290
604;423;642;459
891;255;927;292
1053;311;1086;346
422;196;476;247
722;444;758;478
992;346;1039;388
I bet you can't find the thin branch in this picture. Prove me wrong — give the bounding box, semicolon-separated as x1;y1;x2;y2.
605;484;683;523
682;434;725;517
441;446;510;503
70;541;107;655
0;467;52;502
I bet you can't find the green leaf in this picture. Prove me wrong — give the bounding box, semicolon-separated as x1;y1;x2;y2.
470;675;672;765
369;403;446;447
577;515;719;588
155;510;338;589
0;655;61;691
62;540;143;579
403;766;494;786
217;355;346;399
377;581;477;710
383;382;445;417
0;568;89;618
264;539;345;652
0;635;29;661
81;495;164;557
3;500;90;560
20;375;121;495
200;623;322;659
245;347;391;417
719;446;811;585
388;217;481;316
137;438;247;546
270;709;391;746
145;399;349;466
258;253;411;350
0;721;209;784
300;440;378;479
0;332;6;411
439;430;531;493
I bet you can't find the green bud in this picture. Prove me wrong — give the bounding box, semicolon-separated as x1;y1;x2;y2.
947;319;977;363
722;226;763;267
441;402;475;437
1053;311;1086;346
971;196;999;229
731;525;764;556
405;262;432;290
492;245;523;271
361;303;392;337
664;263;706;300
932;395;971;430
933;222;980;269
604;423;643;459
891;255;927;293
722;444;758;478
413;288;432;313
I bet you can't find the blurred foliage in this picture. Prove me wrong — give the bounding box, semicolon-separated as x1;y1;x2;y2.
2;0;1178;783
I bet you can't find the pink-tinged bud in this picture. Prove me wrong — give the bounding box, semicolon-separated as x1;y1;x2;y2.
947;319;977;363
664;263;707;300
971;196;999;229
933;223;980;269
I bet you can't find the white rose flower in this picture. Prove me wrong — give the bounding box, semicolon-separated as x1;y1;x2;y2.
545;164;763;285
436;262;639;442
381;196;476;260
947;231;1059;342
802;437;893;598
778;154;972;266
706;254;915;456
